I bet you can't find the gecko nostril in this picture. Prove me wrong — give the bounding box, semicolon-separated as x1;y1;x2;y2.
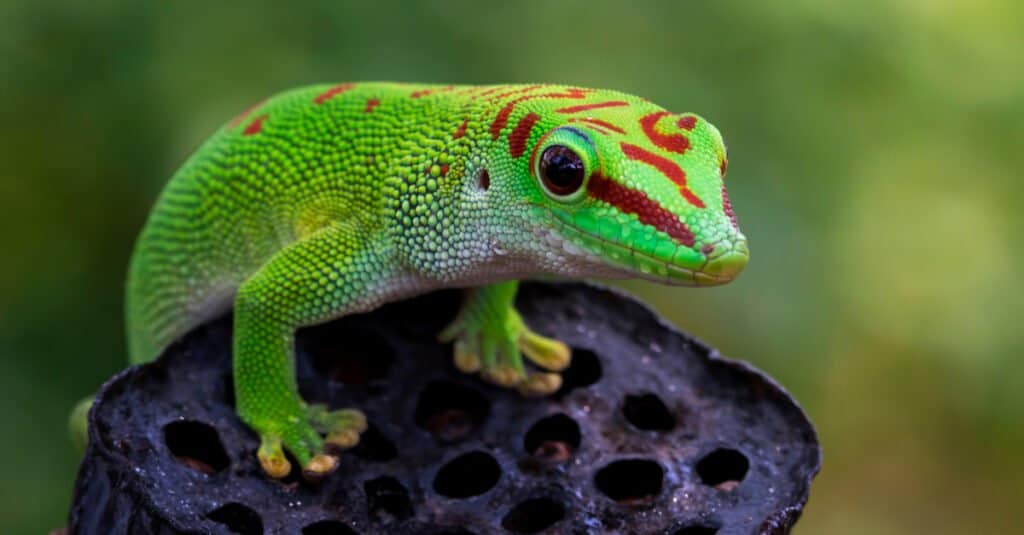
701;243;715;256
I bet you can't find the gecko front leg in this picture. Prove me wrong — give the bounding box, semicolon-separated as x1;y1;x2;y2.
233;225;383;479
439;281;571;396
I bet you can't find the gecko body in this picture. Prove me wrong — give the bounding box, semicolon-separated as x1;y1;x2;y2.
117;82;748;478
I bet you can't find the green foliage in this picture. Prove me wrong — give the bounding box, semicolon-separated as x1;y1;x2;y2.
1;1;1020;533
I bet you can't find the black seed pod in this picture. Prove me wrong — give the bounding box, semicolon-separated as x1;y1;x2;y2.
68;283;820;535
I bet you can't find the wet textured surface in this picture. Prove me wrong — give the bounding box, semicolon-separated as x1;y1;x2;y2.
68;282;820;534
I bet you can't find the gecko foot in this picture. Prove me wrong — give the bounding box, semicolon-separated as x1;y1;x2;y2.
252;404;367;480
439;304;571;397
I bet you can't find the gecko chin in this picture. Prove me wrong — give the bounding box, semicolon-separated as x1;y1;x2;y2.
541;212;748;287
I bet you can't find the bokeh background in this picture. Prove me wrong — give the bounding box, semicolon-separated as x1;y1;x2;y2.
2;1;1021;533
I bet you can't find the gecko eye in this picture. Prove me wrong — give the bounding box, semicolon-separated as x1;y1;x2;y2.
538;145;586;198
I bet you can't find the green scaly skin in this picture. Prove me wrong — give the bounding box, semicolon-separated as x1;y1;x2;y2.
106;82;748;478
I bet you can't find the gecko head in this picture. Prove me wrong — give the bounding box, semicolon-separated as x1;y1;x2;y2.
483;92;748;286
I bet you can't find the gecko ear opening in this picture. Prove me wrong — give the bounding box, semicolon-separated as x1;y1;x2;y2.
476;168;490;192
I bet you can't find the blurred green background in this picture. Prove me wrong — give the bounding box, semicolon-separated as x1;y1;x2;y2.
2;1;1021;533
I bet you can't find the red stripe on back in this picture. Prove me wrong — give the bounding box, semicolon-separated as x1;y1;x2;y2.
569;117;626;135
243;114;268;136
229;100;263;128
453;119;469;139
677;115;697;130
490;88;591;140
364;98;380;113
639;111;690;154
411;85;454;98
587;172;696;247
314;83;356;104
509;112;541;158
620;142;705;208
556;101;629;114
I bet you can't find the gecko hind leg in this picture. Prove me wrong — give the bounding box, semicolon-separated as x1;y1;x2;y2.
439;281;571;396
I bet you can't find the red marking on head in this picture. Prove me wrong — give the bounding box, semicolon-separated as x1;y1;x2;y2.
509;112;541;158
569;117;626;135
243;114;268;136
556;101;629;114
719;157;728;177
314;83;356;105
620;142;705;208
639;111;690;154
486;84;544;102
364;98;380;113
677;115;697;131
490;88;591;140
454;118;468;139
229;100;263;128
453;119;469;140
440;164;450;176
587;172;696;247
722;184;740;230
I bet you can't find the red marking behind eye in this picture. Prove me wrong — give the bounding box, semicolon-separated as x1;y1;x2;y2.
243;114;268;136
677;115;697;131
314;83;355;104
722;184;739;230
364;98;380;113
719;157;728;176
556;101;629;114
640;111;690;154
509;112;541;158
569;117;626;135
453;119;469;139
621;142;705;208
587;172;696;247
441;164;450;176
489;88;591;140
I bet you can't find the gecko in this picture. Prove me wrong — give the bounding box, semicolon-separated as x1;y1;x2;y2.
74;82;749;480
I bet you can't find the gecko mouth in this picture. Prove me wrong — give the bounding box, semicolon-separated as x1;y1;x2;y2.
539;206;744;287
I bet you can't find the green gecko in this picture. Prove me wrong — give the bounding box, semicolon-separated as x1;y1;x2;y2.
85;82;749;479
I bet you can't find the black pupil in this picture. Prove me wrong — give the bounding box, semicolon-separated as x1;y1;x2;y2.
540;146;585;195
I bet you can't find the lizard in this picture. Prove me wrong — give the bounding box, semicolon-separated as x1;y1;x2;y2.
74;82;749;480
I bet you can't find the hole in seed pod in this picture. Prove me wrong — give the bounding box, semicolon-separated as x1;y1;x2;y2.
206;503;263;535
696;448;749;491
350;423;398;462
415;380;489;442
433;450;501;498
523;413;581;462
622;393;676;431
301;519;359;535
594;459;664;505
501;497;565;533
164;420;229;474
556;348;602;396
672;526;719;535
364;475;413;522
310;327;394;384
221;373;236;408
